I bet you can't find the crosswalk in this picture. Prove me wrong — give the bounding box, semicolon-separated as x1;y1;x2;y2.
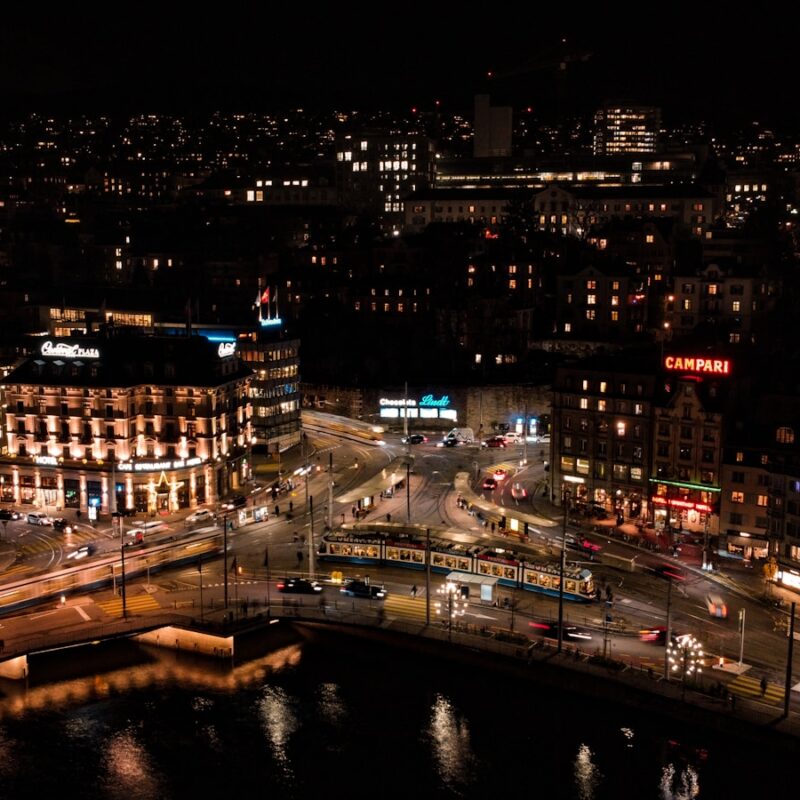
727;673;784;704
97;593;161;617
385;595;428;622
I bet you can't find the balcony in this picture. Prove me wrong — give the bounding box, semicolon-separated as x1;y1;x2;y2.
34;432;50;443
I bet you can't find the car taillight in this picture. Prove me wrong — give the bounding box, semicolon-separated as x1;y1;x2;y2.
277;583;285;590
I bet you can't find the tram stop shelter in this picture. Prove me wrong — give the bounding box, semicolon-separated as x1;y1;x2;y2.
338;456;414;515
446;571;498;604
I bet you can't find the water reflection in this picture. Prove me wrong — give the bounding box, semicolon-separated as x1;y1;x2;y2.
258;685;298;780
427;694;475;792
0;644;303;720
102;725;163;800
574;743;602;800
660;764;700;800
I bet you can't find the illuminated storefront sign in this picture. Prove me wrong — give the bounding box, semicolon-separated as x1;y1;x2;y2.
41;341;100;359
651;496;713;513
217;342;237;358
663;355;731;376
419;394;450;408
380;398;416;407
34;455;58;466
118;456;203;472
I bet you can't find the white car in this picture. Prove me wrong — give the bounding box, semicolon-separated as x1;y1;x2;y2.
27;512;52;526
128;521;168;535
502;432;522;444
536;434;551;444
185;508;214;525
67;545;92;560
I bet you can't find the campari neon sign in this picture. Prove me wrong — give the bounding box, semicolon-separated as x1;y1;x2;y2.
663;355;731;376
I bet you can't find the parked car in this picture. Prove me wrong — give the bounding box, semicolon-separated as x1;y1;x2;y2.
340;580;386;599
26;512;52;526
482;476;498;491
52;518;73;534
502;431;522;444
0;509;21;521
536;434;551;444
401;434;428;445
277;577;323;594
185;508;215;525
482;436;507;448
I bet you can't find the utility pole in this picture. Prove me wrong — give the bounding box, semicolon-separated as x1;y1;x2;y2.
308;495;315;579
198;560;204;623
425;527;431;625
522;400;528;465
784;602;795;719
223;510;229;609
327;452;334;530
664;577;673;680
406;461;411;523
557;484;569;654
403;380;409;454
738;608;746;667
120;542;127;620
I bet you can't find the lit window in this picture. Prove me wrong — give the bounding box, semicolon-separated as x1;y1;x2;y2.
582;380;589;391
586;280;596;290
611;295;619;306
616;421;626;437
597;399;606;411
777;427;795;444
611;281;619;291
708;284;718;295
564;323;572;333
645;234;654;243
757;495;769;507
731;491;744;503
580;397;589;410
509;279;517;289
587;294;596;305
600;382;607;394
586;309;596;320
735;451;744;463
610;311;619;321
732;300;741;312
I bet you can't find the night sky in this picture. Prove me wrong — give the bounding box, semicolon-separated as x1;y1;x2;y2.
1;6;796;126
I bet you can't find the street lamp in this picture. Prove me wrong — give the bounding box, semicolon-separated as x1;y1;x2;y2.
558;476;585;653
435;581;466;641
667;633;703;698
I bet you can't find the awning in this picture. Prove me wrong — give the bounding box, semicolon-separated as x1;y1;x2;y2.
337;456;414;504
727;534;768;547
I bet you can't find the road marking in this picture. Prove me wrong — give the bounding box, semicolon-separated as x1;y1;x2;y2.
97;594;161;617
727;674;784;703
74;605;91;621
384;595;428;622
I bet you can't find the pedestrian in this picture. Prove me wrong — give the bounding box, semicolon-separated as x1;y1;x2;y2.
275;504;280;516
289;501;293;513
351;505;356;518
760;676;767;696
386;512;391;523
296;550;303;565
491;521;496;533
411;585;417;597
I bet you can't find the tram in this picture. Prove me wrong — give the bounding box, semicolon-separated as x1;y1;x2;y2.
302;410;386;445
0;529;224;616
318;525;595;602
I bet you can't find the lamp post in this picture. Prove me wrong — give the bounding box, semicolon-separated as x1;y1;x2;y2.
223;507;229;609
667;633;703;699
435;580;466;642
198;560;204;623
308;495;315;579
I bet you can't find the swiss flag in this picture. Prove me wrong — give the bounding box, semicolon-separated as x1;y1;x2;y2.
261;287;270;305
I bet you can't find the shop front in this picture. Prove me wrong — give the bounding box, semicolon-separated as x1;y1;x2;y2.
722;532;769;562
1;457;221;514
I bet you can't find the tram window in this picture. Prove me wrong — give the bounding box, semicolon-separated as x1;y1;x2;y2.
478;562;491;575
504;567;515;579
387;547;399;560
412;552;424;564
566;580;577;593
539;575;551;588
457;558;469;570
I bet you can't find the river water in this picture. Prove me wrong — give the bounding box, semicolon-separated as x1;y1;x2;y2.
0;627;792;799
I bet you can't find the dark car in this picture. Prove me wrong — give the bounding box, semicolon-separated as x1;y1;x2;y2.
482;476;498;491
0;509;21;521
482;436;507;448
529;621;594;642
442;437;459;447
402;434;428;445
653;564;686;581
340;580;386;599
277;577;323;594
230;495;247;508
52;517;74;534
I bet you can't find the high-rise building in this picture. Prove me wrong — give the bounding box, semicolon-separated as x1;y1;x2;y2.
473;95;513;158
593;104;661;156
